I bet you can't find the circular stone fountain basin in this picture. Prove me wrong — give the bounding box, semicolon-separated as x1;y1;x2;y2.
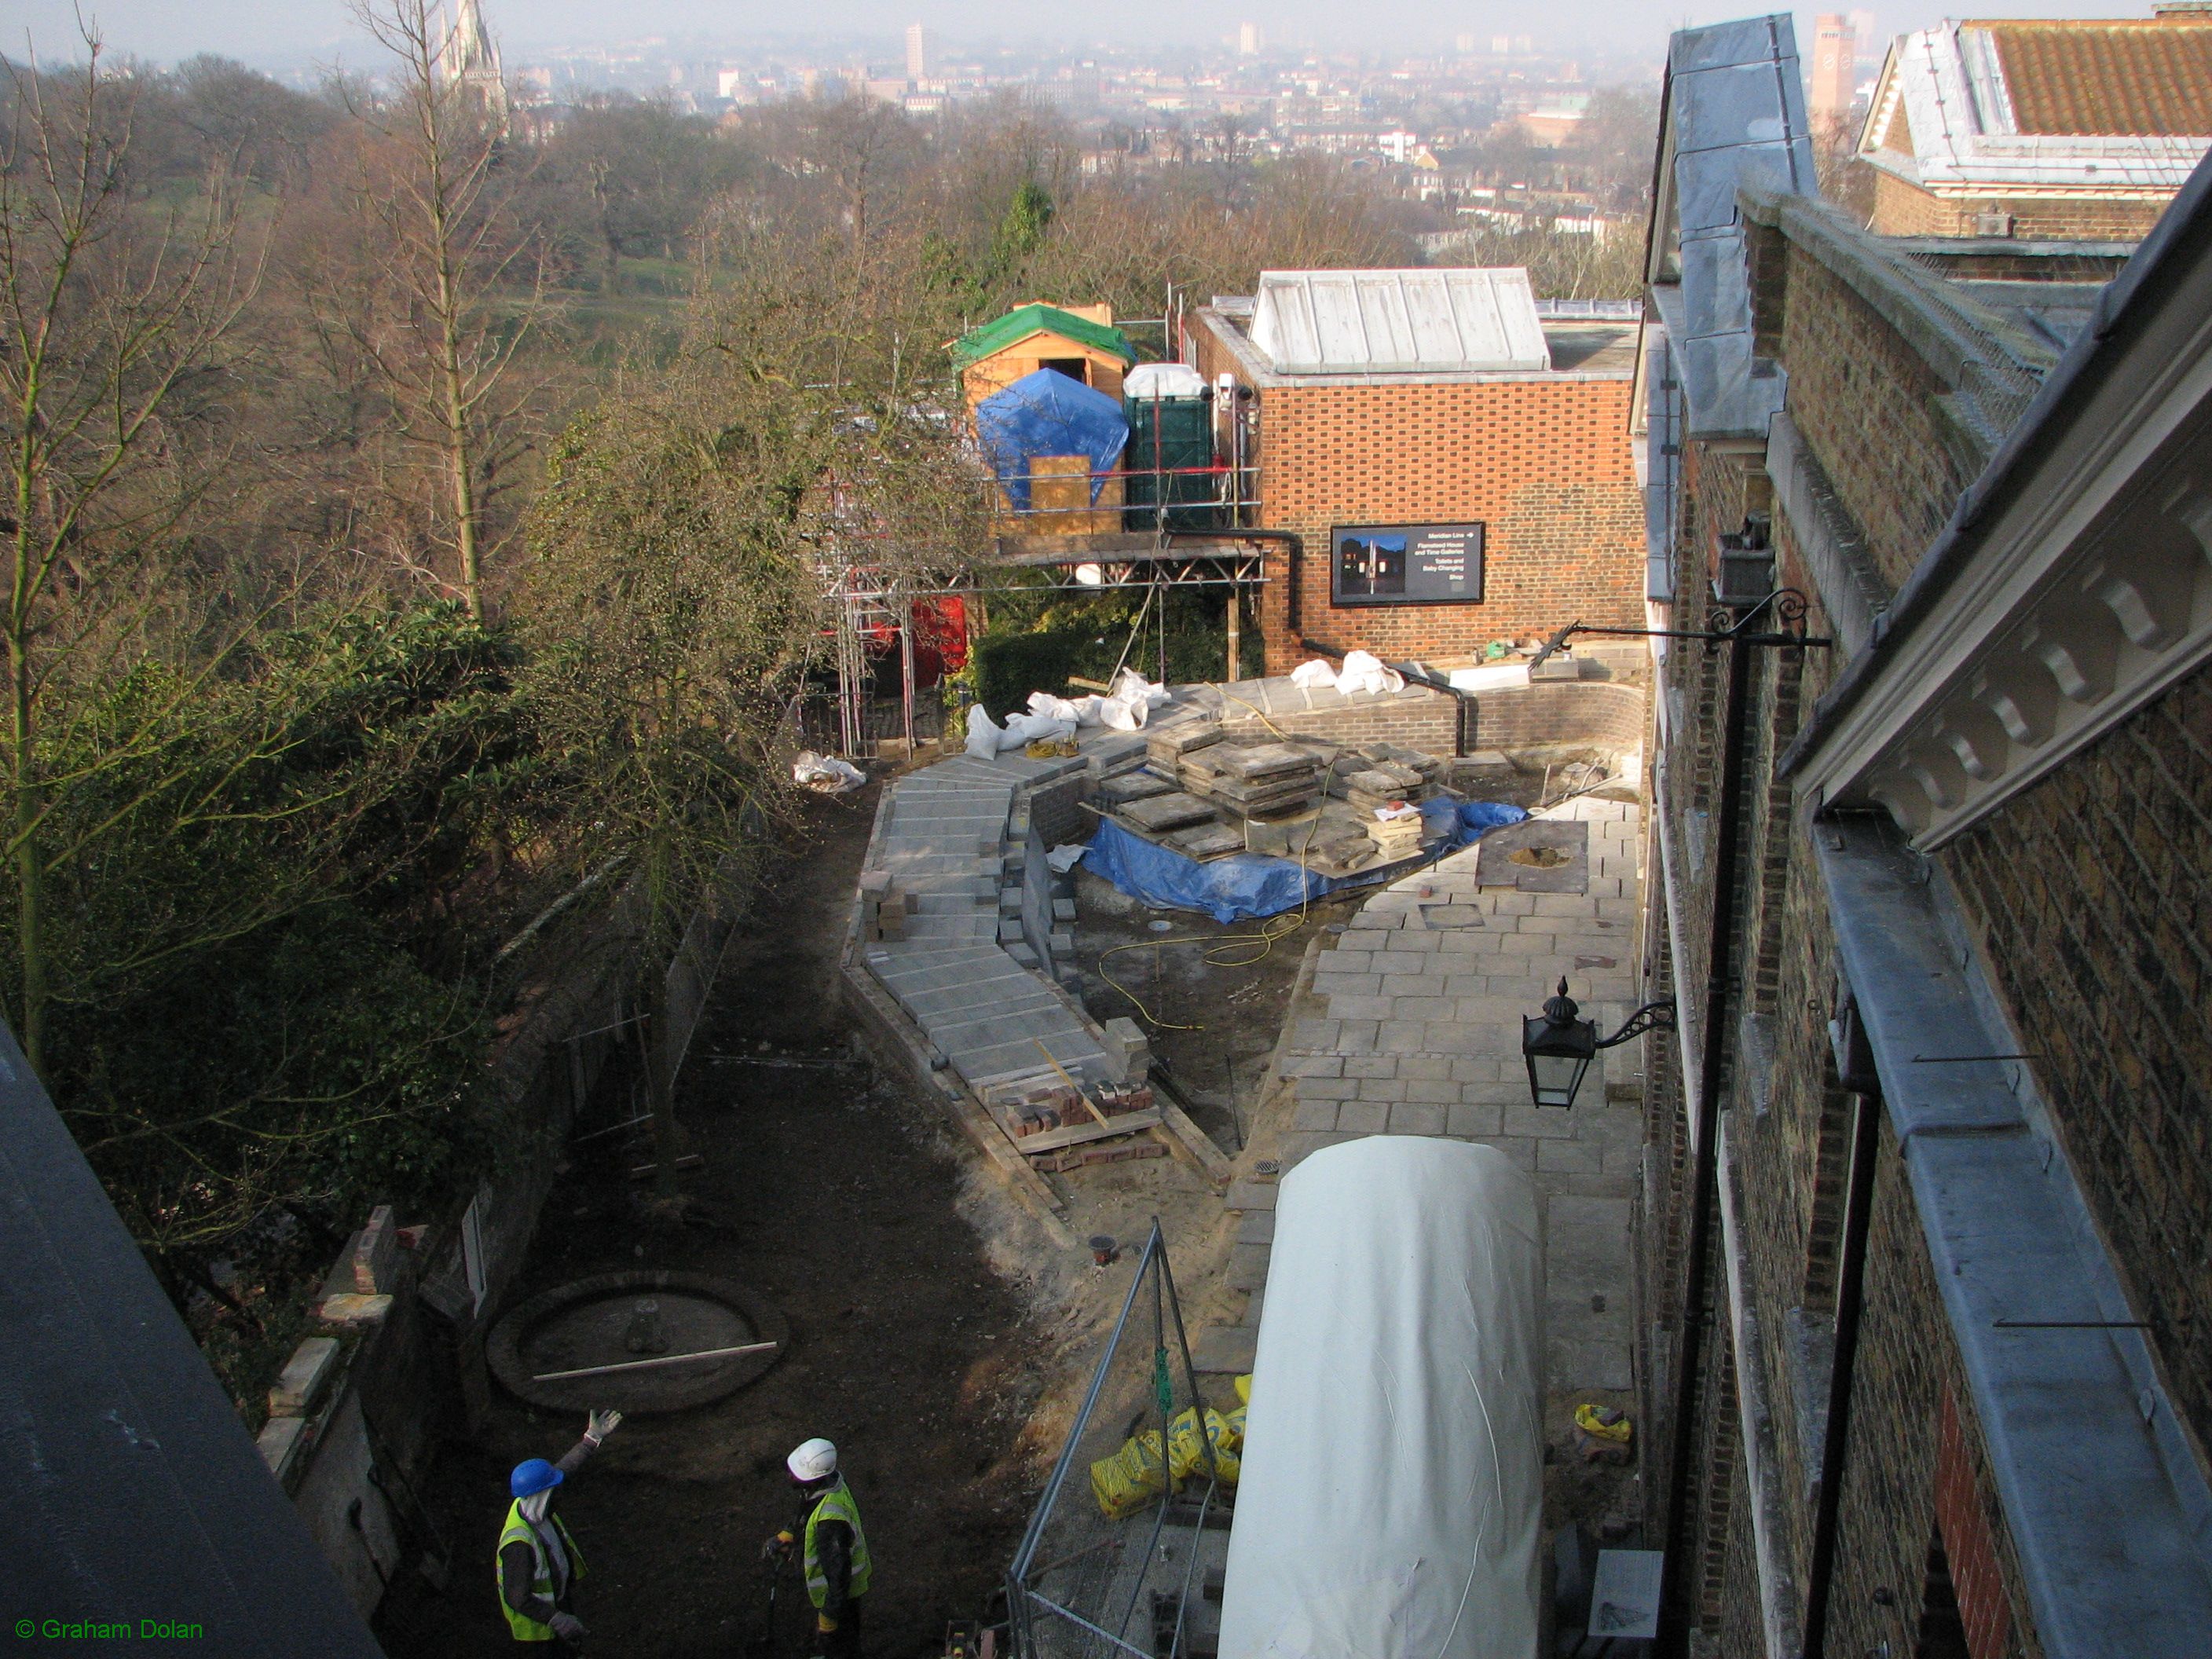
488;1270;789;1415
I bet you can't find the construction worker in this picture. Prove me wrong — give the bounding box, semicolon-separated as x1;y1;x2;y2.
498;1409;622;1646
762;1437;871;1657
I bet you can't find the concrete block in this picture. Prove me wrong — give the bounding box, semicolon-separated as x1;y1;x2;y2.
1404;1078;1460;1104
1388;1102;1448;1137
1052;898;1077;922
1224;1180;1278;1211
1225;1243;1273;1291
1338;1099;1391;1133
353;1206;397;1294
1446;1100;1504;1138
997;917;1024;944
1192;1326;1259;1375
268;1336;342;1418
1008;943;1040;967
257;1414;309;1485
1098;1016;1151;1083
1291;1097;1342;1132
317;1293;392;1328
1237;1209;1276;1246
1342;1054;1398;1080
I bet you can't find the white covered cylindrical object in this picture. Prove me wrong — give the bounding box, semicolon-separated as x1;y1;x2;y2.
1219;1137;1544;1659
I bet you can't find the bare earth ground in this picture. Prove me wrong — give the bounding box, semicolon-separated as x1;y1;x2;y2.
381;781;1094;1658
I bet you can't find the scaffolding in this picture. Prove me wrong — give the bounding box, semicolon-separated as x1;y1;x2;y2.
1006;1221;1229;1659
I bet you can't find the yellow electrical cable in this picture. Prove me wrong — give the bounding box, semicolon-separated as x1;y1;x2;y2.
1097;806;1327;1031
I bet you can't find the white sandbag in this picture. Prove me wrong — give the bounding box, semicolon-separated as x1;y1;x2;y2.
1289;659;1339;690
1337;650;1405;697
999;712;1078;750
965;704;1004;760
1097;695;1141;732
1028;690;1108;727
1109;668;1173;709
792;750;865;793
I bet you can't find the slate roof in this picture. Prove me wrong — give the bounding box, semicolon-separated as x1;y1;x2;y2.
950;304;1137;370
0;1022;382;1653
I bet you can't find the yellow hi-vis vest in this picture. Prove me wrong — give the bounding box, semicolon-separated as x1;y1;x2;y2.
497;1500;588;1641
803;1479;873;1608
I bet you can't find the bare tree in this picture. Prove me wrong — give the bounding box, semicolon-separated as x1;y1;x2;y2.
341;0;542;618
1;40;265;1073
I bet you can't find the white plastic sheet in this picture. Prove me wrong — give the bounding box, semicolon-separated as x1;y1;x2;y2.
791;750;864;793
1289;659;1339;690
1219;1137;1544;1659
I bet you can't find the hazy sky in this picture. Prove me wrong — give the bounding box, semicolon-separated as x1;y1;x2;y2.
9;0;2168;74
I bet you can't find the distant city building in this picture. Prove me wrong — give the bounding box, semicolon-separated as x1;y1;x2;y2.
437;0;508;126
906;22;932;83
1239;22;1264;56
1808;12;1857;133
1857;13;2212;238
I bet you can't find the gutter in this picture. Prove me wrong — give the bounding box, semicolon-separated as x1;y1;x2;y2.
1777;141;2212;783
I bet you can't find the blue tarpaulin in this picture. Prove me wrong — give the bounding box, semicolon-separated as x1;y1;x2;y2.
1079;800;1529;924
975;368;1129;513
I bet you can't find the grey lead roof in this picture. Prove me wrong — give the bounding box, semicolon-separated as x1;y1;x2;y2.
1654;14;1817;438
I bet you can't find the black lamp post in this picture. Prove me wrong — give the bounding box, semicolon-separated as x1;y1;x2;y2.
1522;979;1676;1110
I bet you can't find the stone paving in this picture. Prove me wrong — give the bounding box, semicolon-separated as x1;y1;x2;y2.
861;748;1128;1091
1207;797;1646;1391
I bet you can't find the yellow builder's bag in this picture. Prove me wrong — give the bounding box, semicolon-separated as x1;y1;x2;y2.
1090;1430;1171;1519
1168;1407;1242;1486
1234;1373;1253;1404
1222;1404;1247;1455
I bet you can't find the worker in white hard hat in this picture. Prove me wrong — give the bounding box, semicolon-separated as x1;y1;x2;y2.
761;1437;872;1657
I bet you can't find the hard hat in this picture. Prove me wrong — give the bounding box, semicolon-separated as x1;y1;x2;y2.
511;1459;565;1499
786;1437;837;1482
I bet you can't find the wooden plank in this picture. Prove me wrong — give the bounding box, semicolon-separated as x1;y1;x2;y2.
1148;1090;1236;1189
1002;1108;1163;1155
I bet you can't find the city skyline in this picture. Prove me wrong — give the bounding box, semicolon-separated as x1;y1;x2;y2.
8;0;2167;76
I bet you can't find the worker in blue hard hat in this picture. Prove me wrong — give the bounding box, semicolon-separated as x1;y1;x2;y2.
497;1410;621;1646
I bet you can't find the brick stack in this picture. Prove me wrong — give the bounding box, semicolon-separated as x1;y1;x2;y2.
1364;808;1425;859
858;870;916;942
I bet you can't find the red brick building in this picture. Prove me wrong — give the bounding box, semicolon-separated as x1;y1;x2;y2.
1855;14;2212;240
1633;15;2212;1657
1185;269;1646;672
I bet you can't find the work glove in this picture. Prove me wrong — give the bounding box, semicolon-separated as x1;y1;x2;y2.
549;1611;587;1640
761;1529;795;1563
583;1408;623;1448
817;1614;839;1634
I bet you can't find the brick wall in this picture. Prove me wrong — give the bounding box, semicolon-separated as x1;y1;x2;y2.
1188;315;1646;672
1774;244;1976;592
1936;666;2212;1465
1863;168;2171;241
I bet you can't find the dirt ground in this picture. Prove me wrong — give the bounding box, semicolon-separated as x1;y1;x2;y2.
379;781;1087;1659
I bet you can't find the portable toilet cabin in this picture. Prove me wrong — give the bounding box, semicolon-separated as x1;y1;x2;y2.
1220;1136;1545;1659
1122;361;1221;532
